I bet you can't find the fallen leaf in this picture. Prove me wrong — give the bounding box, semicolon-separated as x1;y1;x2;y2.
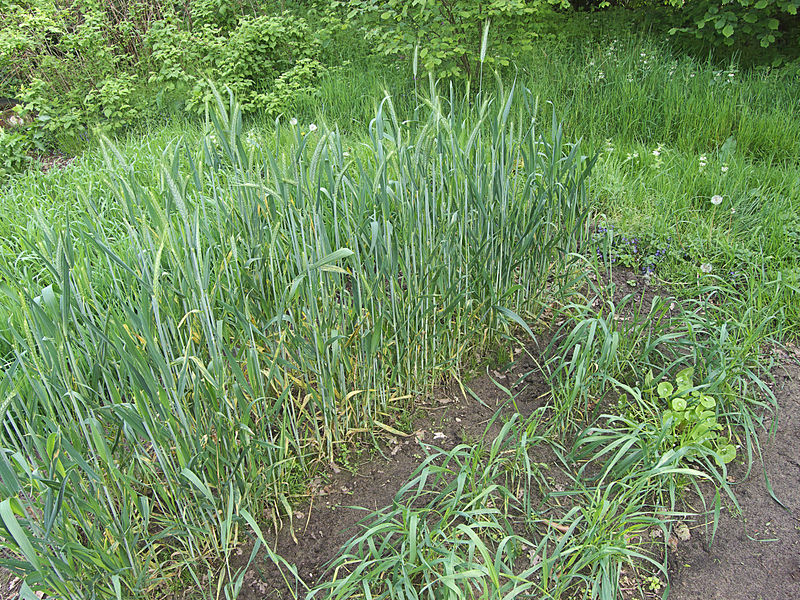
667;535;678;552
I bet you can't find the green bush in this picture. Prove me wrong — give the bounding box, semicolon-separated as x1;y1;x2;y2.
336;0;570;78
0;0;329;151
670;0;800;62
147;12;324;112
0;127;33;178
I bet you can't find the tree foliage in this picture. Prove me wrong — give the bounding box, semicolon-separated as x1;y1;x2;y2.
335;0;570;78
0;0;324;150
671;0;800;57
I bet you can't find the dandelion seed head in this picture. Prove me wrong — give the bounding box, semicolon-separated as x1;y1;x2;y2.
711;194;723;205
700;263;713;274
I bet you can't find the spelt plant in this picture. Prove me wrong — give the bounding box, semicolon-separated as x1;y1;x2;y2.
0;83;593;598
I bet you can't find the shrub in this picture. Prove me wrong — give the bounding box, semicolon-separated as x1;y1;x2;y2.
670;0;800;62
0;0;329;151
0;127;33;178
336;0;571;78
147;12;324;113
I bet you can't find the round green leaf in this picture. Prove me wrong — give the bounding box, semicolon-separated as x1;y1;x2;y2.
700;394;716;409
675;367;694;391
718;444;736;464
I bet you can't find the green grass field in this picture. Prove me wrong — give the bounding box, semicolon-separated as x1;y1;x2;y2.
0;24;797;600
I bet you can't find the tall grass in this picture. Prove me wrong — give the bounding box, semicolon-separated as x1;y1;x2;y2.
0;82;592;597
5;32;796;332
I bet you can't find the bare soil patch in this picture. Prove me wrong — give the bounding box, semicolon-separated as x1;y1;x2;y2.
666;344;800;600
240;347;550;599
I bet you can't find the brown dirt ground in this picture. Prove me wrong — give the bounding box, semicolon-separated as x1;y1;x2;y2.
666;343;800;600
239;345;551;600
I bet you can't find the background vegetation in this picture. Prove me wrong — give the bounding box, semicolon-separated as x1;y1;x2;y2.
1;0;799;165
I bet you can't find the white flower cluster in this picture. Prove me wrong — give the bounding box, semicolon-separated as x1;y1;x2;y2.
712;68;738;85
651;144;664;169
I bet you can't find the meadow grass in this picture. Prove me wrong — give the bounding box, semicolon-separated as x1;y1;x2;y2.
0;27;796;600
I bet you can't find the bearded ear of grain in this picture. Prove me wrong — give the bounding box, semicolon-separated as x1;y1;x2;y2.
480;19;490;65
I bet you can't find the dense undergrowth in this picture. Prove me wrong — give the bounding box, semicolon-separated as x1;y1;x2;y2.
0;14;798;600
